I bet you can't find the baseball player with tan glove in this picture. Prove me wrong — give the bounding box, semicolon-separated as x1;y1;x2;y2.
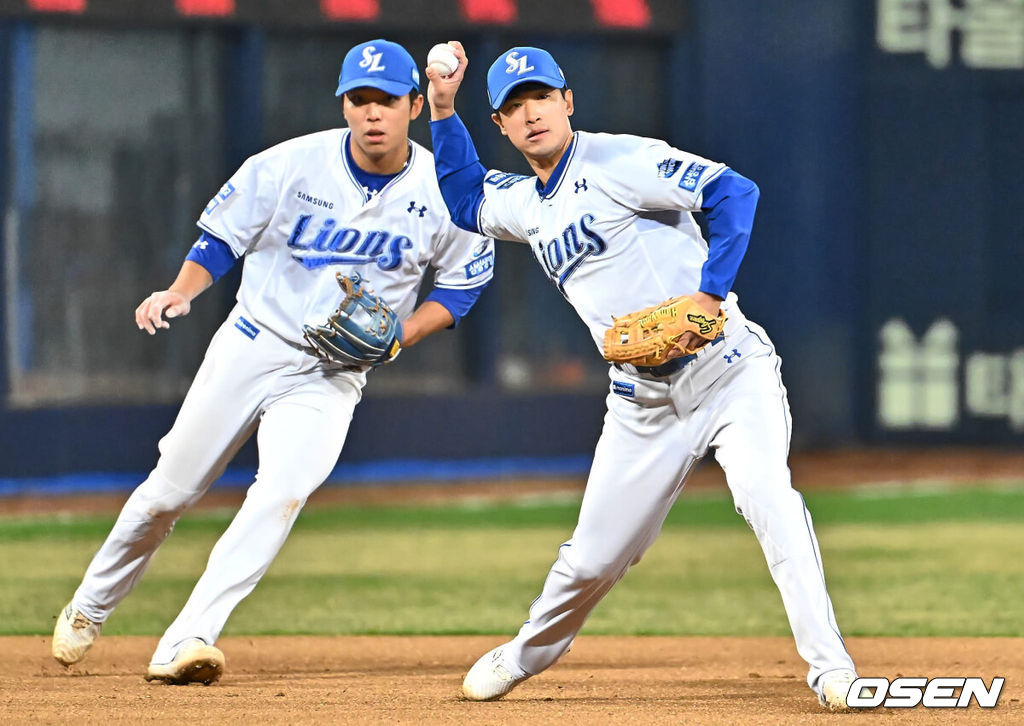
424;40;859;712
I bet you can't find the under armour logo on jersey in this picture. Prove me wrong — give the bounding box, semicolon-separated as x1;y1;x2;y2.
359;47;386;72
505;51;535;75
192;239;209;250
574;179;588;194
723;349;742;363
407;201;427;217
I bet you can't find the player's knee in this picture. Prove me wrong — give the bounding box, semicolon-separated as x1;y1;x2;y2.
123;472;200;521
732;485;810;560
728;455;788;484
568;554;626;584
242;486;309;523
251;466;330;503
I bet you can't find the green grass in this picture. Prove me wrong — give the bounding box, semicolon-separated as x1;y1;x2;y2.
2;482;1023;637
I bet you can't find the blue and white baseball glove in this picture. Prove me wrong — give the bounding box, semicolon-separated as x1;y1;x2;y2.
302;272;402;369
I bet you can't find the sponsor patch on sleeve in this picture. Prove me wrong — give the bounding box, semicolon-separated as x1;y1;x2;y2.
612;380;635;398
656;158;683;179
204;182;236;215
484;172;530;190
465;251;494;279
679;162;708;192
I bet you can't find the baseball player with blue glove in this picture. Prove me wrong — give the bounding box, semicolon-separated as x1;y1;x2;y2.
52;39;494;685
425;42;858;712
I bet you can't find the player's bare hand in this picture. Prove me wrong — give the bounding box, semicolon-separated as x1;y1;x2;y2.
426;41;468;120
666;292;722;360
135;290;191;335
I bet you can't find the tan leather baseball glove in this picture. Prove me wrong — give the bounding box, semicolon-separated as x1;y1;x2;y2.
602;295;727;367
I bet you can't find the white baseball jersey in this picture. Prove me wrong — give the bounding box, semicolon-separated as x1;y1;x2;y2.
476;131;726;351
70;128;495;668
198;129;494;346
455;127;857;693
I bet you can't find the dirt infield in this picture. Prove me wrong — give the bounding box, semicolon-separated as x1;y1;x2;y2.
2;635;1020;724
3;449;1022;723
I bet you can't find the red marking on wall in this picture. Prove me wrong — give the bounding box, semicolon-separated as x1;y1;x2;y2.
27;0;86;12
590;0;650;28
321;0;380;20
176;0;235;17
459;0;517;24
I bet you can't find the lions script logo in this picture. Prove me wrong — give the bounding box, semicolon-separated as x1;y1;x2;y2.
534;213;607;292
287;215;412;271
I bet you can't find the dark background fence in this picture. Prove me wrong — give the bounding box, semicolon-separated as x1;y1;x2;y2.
1;0;1021;478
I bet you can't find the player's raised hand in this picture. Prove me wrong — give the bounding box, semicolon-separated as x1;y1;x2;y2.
135;290;191;335
425;40;468;120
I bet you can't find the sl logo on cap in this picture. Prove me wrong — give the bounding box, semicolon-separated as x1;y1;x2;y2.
360;46;386;72
505;51;535;75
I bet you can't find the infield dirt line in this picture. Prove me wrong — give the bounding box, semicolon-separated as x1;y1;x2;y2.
3;635;1021;724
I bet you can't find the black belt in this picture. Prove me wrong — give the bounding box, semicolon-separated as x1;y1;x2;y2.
615;335;726;377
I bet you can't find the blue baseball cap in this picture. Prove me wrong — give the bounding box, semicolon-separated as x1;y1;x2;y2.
487;46;567;110
336;39;420;98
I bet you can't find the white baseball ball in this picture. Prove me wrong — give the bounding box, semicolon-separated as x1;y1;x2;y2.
427;43;459;77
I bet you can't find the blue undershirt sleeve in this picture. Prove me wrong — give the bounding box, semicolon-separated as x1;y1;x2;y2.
425;281;490;327
184;231;238;283
698;169;760;299
429;113;487;234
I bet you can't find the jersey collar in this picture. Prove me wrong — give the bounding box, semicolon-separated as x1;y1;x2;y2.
340;130;416;203
535;132;579;200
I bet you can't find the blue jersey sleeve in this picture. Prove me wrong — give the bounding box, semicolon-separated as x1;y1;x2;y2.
184;231;239;283
698;169;760;299
425;281;490;327
429;113;487;234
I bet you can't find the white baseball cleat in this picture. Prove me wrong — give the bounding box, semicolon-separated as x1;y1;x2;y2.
818;668;859;711
52;602;102;666
145;639;225;685
462;644;531;701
